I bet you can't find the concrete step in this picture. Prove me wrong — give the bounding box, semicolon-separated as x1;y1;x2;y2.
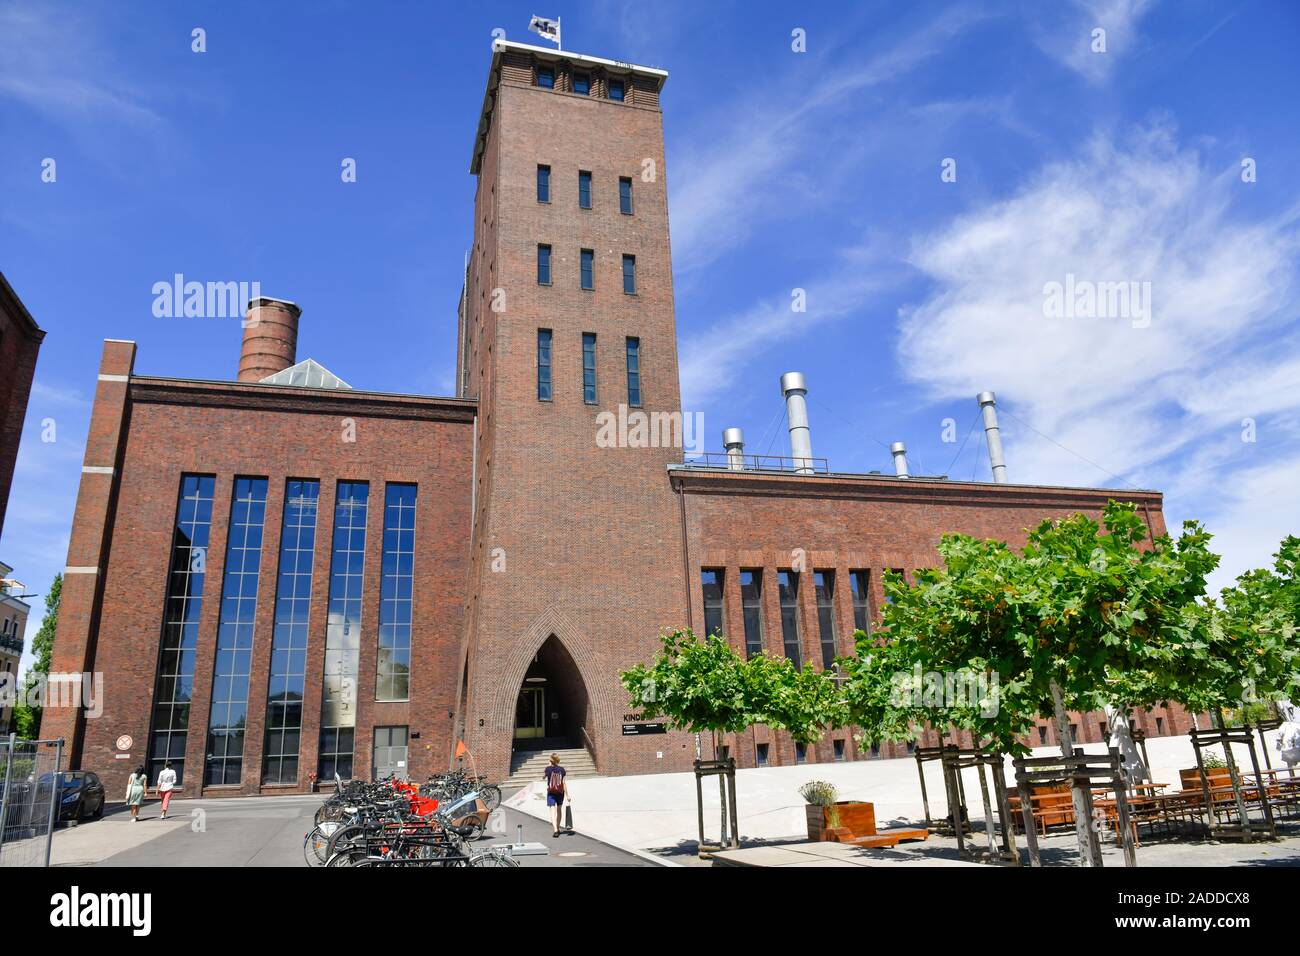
504;747;599;788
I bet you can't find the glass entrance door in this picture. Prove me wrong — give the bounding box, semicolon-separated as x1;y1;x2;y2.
514;687;545;739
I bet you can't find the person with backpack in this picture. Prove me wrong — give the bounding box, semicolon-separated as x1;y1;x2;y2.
543;753;567;837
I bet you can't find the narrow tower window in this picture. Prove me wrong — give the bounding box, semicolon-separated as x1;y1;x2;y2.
537;329;552;401
580;249;594;290
537;164;550;203
537;244;552;285
625;337;641;407
622;255;637;295
582;332;597;404
578;170;592;209
619;177;633;215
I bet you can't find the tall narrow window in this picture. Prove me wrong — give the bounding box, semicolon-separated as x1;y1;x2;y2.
536;65;554;89
608;78;625;101
778;570;801;666
701;569;725;637
318;481;369;780
619;177;633;215
625;337;641;407
578;170;592;209
377;484;416;702
537;329;553;401
580;249;594;290
849;570;871;635
148;474;215;785
740;570;763;658
582;332;597;404
204;477;268;785
622;254;637;294
755;742;769;767
536;164;551;203
814;570;837;668
262;479;319;785
537;244;552;285
573;72;590;95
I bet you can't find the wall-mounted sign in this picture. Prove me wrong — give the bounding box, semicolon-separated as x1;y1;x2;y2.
622;722;667;736
115;734;133;751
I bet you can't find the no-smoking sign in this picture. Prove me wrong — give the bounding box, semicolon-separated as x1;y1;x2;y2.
115;734;133;752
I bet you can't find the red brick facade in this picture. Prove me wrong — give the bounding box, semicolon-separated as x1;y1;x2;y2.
45;42;1186;796
0;273;46;545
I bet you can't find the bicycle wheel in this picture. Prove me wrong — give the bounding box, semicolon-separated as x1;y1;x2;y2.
470;850;519;868
326;823;368;860
325;847;369;867
304;821;340;867
479;785;502;812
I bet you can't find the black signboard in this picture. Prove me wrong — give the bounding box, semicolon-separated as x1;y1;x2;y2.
622;722;667;736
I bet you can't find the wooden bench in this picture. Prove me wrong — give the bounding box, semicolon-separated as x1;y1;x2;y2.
849;826;930;848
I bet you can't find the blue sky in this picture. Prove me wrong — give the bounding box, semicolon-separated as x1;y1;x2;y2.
3;1;1299;671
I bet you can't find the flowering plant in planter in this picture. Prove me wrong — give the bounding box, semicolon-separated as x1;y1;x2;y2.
798;780;841;828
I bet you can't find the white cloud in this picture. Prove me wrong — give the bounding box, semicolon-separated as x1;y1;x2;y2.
669;10;989;276
1027;0;1158;83
0;3;162;126
898;118;1300;583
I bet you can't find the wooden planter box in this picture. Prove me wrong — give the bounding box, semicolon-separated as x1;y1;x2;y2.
1180;767;1232;792
806;801;876;842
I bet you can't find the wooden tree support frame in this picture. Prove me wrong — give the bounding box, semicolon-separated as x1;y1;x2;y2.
1013;748;1137;868
694;757;739;856
915;744;969;835
1189;725;1277;842
938;744;1019;865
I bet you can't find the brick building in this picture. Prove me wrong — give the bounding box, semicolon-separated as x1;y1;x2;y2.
0;272;46;545
45;41;1191;797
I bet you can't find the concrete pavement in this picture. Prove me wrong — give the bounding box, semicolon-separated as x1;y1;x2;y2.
49;791;659;867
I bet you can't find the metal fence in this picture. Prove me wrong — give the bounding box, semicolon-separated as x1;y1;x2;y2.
0;734;64;867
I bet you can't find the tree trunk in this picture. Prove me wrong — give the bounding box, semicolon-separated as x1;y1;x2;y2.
1214;707;1254;842
1104;703;1148;781
1051;680;1103;866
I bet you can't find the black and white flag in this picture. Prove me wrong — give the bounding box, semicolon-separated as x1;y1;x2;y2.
528;15;561;47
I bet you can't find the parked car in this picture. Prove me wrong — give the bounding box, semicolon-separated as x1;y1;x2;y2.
27;771;107;824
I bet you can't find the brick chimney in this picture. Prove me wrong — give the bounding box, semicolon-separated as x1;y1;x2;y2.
238;297;301;382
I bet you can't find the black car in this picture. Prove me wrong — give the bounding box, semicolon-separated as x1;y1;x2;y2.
37;771;107;824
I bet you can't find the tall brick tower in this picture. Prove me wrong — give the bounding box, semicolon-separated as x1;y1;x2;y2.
458;41;690;779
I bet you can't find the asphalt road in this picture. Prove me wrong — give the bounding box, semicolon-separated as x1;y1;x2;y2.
51;793;659;867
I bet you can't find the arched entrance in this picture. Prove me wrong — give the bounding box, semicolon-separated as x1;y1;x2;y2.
512;635;591;752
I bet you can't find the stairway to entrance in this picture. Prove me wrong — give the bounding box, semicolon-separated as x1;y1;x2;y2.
504;740;598;789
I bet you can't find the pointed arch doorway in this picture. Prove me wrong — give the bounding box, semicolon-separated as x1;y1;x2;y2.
512;635;591;752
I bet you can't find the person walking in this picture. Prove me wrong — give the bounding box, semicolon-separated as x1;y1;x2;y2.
156;761;177;819
543;753;567;838
125;766;147;822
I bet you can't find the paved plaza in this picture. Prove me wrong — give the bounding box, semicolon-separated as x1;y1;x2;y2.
48;793;657;867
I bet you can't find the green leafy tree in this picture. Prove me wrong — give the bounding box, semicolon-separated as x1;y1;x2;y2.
841;501;1220;864
12;574;60;738
621;628;846;848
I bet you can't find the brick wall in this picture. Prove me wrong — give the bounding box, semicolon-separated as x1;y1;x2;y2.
48;349;475;798
0;275;45;545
